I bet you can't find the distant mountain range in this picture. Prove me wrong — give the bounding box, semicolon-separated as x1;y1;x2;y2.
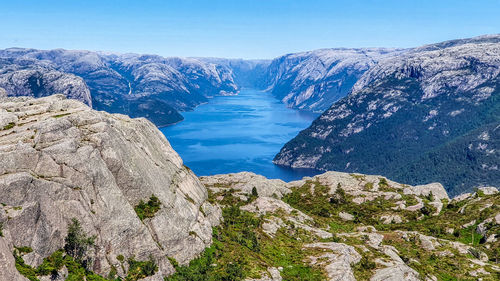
0;49;239;126
1;35;499;195
0;47;404;126
274;35;500;196
262;48;404;112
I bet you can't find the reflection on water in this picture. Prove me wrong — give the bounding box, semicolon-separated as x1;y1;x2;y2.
160;88;323;181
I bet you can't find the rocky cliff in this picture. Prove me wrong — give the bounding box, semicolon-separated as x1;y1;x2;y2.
0;58;91;106
0;95;221;280
263;48;402;112
274;35;500;196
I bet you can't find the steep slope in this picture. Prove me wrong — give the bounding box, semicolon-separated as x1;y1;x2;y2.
274;35;500;196
0;48;239;126
198;58;271;88
169;171;500;281
264;48;402;112
0;95;221;280
0;57;91;106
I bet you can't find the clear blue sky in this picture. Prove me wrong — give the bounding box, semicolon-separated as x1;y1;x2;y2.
1;0;499;59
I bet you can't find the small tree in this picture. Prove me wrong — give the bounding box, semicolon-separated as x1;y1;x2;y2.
330;184;346;205
251;187;258;198
64;218;95;269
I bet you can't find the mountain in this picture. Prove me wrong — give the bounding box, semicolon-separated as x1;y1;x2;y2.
0;48;239;126
197;58;271;88
0;95;221;280
0;47;410;126
0;57;92;106
263;48;403;112
274;35;500;196
1;95;499;280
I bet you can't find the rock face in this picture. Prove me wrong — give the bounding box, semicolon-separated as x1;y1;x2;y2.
0;95;220;280
0;48;240;126
274;35;500;196
197;58;271;88
263;48;402;112
0;58;92;106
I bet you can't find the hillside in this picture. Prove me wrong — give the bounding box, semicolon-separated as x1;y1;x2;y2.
274;35;500;196
0;95;498;281
263;48;402;112
179;172;499;281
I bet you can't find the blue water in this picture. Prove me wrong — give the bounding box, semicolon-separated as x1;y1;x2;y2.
160;88;322;181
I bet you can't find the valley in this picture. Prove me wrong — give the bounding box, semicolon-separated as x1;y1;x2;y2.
0;34;498;196
161;88;322;180
2;2;499;280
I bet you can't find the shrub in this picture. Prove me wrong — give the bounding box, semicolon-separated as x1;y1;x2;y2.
0;222;3;237
378;177;389;187
3;122;15;130
358;256;376;270
251;187;258;197
134;195;161;220
15;246;33;254
329;186;347;205
36;249;64;276
125;255;157;281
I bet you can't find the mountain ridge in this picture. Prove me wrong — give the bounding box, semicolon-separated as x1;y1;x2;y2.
274;34;500;196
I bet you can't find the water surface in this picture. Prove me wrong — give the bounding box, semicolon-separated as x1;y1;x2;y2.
160;88;322;181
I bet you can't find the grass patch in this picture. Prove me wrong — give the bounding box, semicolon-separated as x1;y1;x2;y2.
125;256;157;281
3;122;15;130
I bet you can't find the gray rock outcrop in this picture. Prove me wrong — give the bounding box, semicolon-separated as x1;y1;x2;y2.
0;64;92;106
0;95;220;280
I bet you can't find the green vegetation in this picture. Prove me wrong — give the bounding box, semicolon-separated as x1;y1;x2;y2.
166;188;324;281
134;194;161;221
14;245;111;281
352;255;377;280
14;218;157;280
0;221;3;237
15;246;33;254
12;175;500;280
65;218;96;268
3;122;15;130
14;219;115;281
125;256;157;281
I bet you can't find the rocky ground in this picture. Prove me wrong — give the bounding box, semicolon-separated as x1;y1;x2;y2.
193;172;500;281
